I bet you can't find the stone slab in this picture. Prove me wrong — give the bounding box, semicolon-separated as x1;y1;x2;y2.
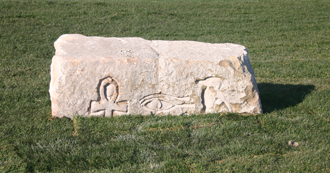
50;34;262;118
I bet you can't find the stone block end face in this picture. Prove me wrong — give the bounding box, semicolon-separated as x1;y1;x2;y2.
50;34;262;118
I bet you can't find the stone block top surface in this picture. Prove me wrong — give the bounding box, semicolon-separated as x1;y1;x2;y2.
55;34;246;61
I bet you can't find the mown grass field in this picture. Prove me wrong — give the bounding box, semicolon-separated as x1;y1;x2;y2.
1;0;329;172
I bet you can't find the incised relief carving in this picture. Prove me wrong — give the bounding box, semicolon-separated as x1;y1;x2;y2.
89;77;128;117
196;77;232;113
139;93;195;114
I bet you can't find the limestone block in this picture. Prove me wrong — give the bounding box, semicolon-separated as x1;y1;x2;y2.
50;34;262;118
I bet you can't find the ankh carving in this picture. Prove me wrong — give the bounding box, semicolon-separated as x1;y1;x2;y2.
89;77;128;117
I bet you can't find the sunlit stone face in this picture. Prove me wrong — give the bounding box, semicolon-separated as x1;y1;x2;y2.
50;34;262;118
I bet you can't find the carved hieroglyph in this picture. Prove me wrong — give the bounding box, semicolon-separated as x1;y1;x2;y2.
49;34;262;118
196;77;232;113
139;93;195;115
89;77;128;117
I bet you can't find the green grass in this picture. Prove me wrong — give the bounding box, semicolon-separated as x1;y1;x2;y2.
1;0;330;172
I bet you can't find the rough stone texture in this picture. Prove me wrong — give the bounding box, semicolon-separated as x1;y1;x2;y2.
50;34;262;118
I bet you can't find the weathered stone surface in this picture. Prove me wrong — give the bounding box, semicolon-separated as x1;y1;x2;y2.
50;34;262;118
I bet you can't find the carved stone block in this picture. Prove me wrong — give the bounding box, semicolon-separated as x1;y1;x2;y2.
50;34;262;118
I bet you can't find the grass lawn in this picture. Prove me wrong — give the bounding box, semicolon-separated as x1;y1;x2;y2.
1;0;329;172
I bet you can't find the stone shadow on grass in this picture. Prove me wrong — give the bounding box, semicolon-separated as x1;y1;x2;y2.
257;83;315;113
